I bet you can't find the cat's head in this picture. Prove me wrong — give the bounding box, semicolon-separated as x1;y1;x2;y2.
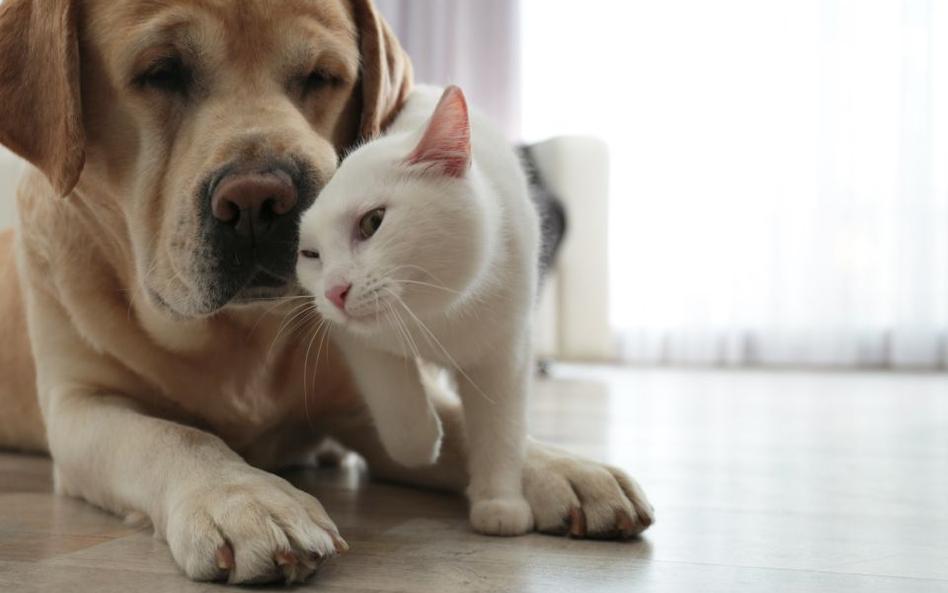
296;86;489;335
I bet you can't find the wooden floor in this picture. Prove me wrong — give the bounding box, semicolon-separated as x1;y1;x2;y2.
1;365;947;592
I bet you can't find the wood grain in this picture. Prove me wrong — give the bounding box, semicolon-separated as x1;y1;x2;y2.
1;365;945;592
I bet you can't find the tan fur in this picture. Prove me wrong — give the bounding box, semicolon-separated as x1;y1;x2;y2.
0;0;84;196
0;230;43;452
0;0;652;584
0;0;410;453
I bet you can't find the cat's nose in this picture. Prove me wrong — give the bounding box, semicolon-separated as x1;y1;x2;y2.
326;283;352;310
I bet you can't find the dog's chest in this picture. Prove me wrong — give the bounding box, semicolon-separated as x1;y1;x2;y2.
217;368;284;432
138;311;345;446
166;350;301;445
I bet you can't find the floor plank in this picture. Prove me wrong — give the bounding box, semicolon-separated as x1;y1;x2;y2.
1;365;946;592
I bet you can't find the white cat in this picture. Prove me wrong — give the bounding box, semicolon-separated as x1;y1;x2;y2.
296;85;539;535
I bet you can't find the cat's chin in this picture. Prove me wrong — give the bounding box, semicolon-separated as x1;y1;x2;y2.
329;310;384;333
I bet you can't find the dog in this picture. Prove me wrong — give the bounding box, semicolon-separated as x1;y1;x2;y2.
0;0;654;584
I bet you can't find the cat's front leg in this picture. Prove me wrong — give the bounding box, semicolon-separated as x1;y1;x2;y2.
457;346;534;536
335;337;443;468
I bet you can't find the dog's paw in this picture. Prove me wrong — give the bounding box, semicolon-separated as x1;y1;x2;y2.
469;496;534;536
165;464;346;584
523;441;654;539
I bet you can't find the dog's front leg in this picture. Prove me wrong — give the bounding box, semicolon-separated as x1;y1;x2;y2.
27;294;344;585
43;388;345;584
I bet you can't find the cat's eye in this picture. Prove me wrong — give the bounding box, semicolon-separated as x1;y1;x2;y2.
134;57;191;95
358;208;386;240
300;250;320;260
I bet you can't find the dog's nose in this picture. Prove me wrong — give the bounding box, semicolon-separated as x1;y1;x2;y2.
326;283;352;310
211;169;298;241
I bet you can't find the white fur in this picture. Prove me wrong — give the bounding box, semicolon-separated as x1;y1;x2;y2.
297;85;540;535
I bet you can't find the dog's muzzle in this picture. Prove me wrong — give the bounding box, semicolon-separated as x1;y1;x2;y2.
201;159;318;307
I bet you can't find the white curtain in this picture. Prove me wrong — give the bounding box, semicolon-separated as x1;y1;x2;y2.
374;0;522;138
521;0;948;369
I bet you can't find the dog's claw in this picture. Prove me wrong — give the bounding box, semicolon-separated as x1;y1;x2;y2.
616;509;636;538
331;533;349;554
568;507;587;537
274;550;298;566
215;545;235;571
308;550;331;570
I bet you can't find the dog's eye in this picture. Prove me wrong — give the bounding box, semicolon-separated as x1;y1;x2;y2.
300;250;320;260
135;58;191;95
358;208;385;240
304;69;341;94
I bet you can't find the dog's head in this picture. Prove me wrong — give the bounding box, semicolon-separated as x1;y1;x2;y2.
0;0;411;318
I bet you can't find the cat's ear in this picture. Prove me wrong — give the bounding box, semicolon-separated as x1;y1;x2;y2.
405;86;471;178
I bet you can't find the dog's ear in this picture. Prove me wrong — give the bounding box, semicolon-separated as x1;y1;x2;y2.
0;0;84;197
349;0;413;141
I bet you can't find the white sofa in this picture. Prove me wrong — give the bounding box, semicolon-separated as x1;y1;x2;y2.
530;136;612;361
0;138;613;361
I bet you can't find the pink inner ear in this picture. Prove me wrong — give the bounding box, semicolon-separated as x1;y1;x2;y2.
406;86;472;178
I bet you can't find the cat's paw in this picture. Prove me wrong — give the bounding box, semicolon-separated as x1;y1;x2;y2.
469;497;534;536
523;440;654;539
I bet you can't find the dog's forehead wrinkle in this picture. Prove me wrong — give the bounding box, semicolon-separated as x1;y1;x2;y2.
106;0;356;75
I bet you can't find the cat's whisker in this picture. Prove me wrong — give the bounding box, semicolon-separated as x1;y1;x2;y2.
384;301;411;364
373;289;384;333
276;300;318;335
247;297;309;342
312;319;333;391
384;287;495;405
391;303;422;362
265;302;316;366
389;301;421;368
390;278;461;296
301;317;329;428
384;264;450;287
281;306;324;345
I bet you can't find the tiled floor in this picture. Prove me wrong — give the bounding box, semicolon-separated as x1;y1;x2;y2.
1;365;947;592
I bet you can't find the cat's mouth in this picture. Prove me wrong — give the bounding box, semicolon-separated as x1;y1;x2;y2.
342;310;380;323
332;300;403;332
321;285;404;330
326;303;385;326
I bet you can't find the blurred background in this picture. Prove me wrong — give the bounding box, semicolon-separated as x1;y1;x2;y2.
0;4;943;588
376;0;948;371
1;0;945;372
